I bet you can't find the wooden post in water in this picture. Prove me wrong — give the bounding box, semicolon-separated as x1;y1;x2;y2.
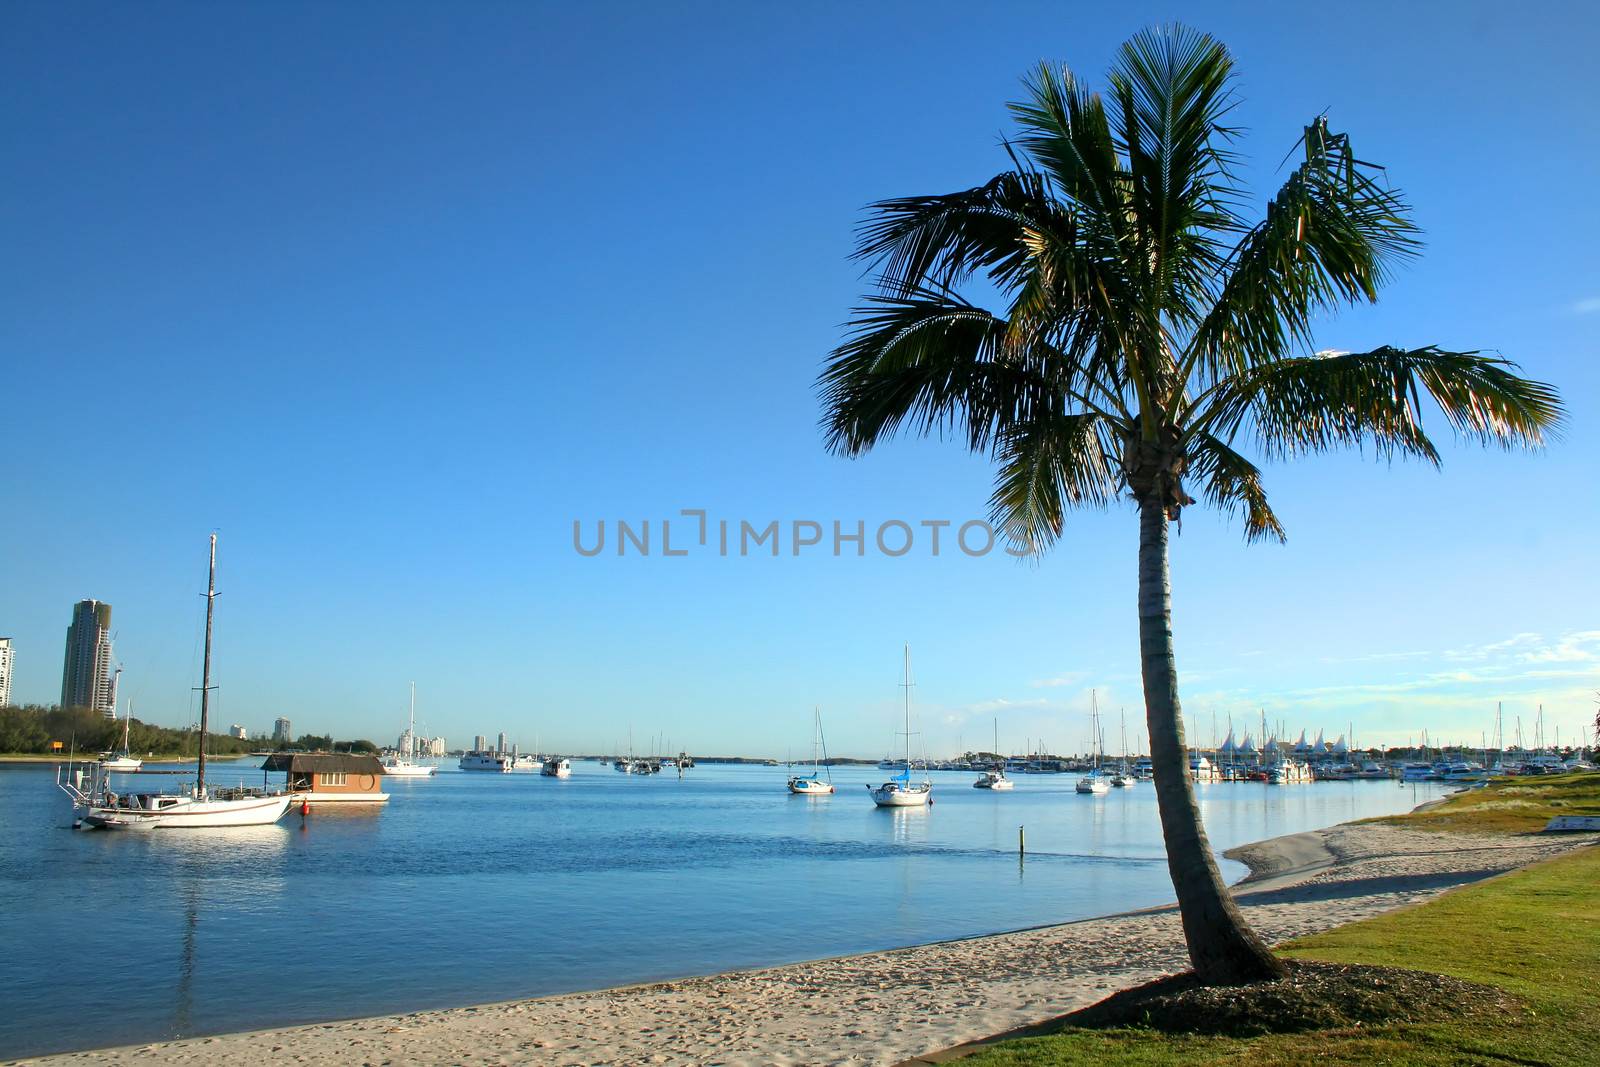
1018;825;1025;857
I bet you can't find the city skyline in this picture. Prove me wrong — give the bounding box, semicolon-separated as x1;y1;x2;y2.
2;2;1596;756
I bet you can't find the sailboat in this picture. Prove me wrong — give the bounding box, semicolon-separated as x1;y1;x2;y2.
788;707;835;794
98;683;143;773
62;535;296;830
868;645;932;808
1109;708;1134;787
380;682;436;778
1076;690;1111;794
973;718;1013;790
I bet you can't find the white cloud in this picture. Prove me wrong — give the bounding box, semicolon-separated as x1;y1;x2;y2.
967;697;1050;714
1030;671;1087;689
1518;631;1600;664
1572;297;1600;314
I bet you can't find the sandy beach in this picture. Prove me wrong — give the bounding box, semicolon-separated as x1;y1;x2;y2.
14;821;1593;1067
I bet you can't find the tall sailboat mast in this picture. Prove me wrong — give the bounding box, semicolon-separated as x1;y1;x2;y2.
196;533;218;795
901;644;913;780
409;682;417;759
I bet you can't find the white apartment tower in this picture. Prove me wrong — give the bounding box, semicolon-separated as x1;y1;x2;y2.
0;637;14;707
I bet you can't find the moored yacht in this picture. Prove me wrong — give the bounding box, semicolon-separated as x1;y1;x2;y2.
972;720;1013;790
1108;708;1135;787
1076;691;1111;794
460;751;513;772
869;646;931;808
541;757;572;778
788;707;835;794
380;683;437;778
60;535;295;830
1266;758;1312;784
98;686;143;773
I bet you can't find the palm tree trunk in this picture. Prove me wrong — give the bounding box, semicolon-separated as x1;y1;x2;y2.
1138;496;1286;985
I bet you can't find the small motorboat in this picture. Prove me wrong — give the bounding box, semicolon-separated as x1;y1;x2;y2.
973;768;1013;790
541;758;572;778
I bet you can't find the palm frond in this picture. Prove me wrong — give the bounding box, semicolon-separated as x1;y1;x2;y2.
819;288;1050;456
1187;432;1285;543
1190;346;1563;462
1008;62;1128;249
990;412;1121;554
1108;25;1244;321
855;170;1057;297
1186;119;1421;384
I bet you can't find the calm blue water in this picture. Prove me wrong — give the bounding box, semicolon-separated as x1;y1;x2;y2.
0;760;1449;1058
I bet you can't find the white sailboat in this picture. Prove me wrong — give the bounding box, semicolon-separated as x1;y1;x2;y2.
380;682;437;778
98;684;142;773
1076;690;1110;795
973;718;1013;790
1109;708;1135;787
788;707;835;794
61;535;296;830
869;645;932;808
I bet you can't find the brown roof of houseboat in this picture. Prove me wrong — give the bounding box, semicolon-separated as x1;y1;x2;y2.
260;753;385;774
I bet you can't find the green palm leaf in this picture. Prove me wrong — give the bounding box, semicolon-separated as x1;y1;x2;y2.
1191;346;1562;462
990;412;1121;554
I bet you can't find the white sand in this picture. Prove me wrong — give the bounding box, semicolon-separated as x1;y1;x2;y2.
13;823;1593;1067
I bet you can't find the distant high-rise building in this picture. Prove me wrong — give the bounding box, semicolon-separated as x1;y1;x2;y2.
497;731;508;755
229;724;248;740
61;600;116;716
273;717;292;743
0;637;13;707
426;736;447;757
473;734;488;753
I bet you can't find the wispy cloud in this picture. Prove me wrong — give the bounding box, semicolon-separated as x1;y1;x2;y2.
1030;671;1086;689
1573;297;1600;315
967;697;1050;714
1518;631;1600;664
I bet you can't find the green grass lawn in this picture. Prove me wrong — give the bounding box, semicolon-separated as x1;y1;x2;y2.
961;777;1600;1067
1364;771;1600;834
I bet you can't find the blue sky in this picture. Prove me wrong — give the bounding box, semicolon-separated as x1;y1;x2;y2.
3;1;1596;756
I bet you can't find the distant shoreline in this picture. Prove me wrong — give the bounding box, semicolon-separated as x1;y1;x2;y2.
0;753;255;765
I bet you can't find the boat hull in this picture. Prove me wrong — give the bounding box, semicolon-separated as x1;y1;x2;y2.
869;783;931;807
380;763;436;778
788;777;834;794
99;758;143;773
82;794;295;830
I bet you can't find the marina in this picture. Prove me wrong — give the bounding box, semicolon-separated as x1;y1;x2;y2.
1;758;1454;1059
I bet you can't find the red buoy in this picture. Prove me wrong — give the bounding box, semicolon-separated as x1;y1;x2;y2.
301;800;310;816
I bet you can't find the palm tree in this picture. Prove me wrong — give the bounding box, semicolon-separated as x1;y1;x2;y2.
819;26;1562;985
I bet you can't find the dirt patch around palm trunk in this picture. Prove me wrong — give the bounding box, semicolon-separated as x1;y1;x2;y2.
1058;959;1520;1037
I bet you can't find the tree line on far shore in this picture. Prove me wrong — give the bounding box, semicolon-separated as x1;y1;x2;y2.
0;704;377;756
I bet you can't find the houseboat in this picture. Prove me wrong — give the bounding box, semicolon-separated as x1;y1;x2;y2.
261;753;390;804
460;750;513;772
